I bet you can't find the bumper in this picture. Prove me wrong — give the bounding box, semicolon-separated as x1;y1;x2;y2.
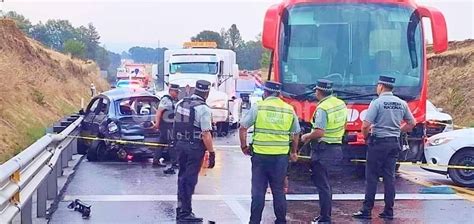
424;144;456;173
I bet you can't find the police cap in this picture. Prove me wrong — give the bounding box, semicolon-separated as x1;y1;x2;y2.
378;75;396;86
169;83;181;92
313;79;333;92
195;80;211;92
263;81;281;93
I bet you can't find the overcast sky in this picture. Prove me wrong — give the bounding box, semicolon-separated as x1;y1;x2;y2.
3;0;473;53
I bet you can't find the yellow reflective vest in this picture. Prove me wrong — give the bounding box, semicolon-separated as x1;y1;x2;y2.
313;96;347;144
253;97;295;155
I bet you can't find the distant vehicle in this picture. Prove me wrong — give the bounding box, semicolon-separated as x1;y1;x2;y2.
116;63;152;88
158;42;240;136
78;88;160;161
426;100;454;136
424;128;474;187
115;79;142;89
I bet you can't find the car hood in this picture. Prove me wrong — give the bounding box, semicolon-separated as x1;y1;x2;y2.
426;110;453;121
428;128;474;140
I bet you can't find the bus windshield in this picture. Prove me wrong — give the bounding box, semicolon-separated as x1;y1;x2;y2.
279;4;423;98
170;62;218;75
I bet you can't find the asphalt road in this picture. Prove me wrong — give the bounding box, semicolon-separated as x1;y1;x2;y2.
50;131;474;223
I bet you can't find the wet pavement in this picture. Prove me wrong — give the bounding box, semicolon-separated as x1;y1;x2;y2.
50;131;474;223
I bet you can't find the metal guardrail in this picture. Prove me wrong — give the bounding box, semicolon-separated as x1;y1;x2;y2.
0;115;83;223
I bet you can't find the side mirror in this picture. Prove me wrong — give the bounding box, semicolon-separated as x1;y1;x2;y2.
262;4;281;50
232;64;239;79
79;109;85;115
417;6;448;53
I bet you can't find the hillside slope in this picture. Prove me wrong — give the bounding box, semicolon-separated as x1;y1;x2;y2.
428;39;474;127
0;19;108;162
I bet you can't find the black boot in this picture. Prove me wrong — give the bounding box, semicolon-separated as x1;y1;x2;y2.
352;211;372;219
164;167;176;174
178;212;203;222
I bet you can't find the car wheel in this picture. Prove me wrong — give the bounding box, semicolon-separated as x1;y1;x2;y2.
87;141;107;162
448;149;474;188
216;122;229;137
77;139;88;155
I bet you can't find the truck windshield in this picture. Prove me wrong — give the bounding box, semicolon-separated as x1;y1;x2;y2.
170;62;218;75
279;4;423;98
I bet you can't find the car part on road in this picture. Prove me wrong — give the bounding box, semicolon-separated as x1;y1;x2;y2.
448;149;474;188
67;199;91;219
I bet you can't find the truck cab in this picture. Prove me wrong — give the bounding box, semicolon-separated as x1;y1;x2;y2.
158;45;240;136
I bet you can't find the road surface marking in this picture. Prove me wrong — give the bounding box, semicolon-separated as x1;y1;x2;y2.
214;145;241;148
400;170;474;202
63;193;463;202
224;200;250;223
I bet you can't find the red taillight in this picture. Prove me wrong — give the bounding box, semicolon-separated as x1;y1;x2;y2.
127;154;133;161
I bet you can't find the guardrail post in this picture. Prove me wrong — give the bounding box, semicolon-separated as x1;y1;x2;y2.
47;165;58;200
61;147;68;169
37;179;47;217
21;197;33;224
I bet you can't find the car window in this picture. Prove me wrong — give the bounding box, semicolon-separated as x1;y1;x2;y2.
117;97;159;116
86;98;101;114
96;98;109;115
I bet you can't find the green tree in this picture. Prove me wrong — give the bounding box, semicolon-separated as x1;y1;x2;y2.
63;39;86;58
128;47;166;64
191;30;226;49
226;24;244;51
43;20;76;50
3;11;32;34
236;40;264;70
76;23;101;60
261;50;271;69
30;22;50;45
95;46;110;70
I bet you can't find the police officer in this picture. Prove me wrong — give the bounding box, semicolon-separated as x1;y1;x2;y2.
174;80;215;222
301;79;347;223
152;84;180;174
352;76;415;220
239;81;300;224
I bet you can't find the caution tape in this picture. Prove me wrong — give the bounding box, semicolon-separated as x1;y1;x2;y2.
351;159;474;170
67;135;169;147
295;156;474;170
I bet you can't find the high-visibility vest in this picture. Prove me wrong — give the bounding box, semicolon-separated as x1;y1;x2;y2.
313;96;347;144
253;97;295;155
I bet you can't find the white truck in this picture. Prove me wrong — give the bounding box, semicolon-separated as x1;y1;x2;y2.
157;45;240;136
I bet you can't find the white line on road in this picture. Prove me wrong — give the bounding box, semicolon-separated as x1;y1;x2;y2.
224;200;250;223
214;145;241;149
63;193;463;202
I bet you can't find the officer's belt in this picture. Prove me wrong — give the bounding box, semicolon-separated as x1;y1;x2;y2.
370;136;399;143
175;131;202;141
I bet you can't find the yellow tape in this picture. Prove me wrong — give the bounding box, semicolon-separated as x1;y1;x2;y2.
351;159;474;170
67;135;169;147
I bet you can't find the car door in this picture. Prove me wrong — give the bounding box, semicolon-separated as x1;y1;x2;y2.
80;97;102;146
91;97;110;136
